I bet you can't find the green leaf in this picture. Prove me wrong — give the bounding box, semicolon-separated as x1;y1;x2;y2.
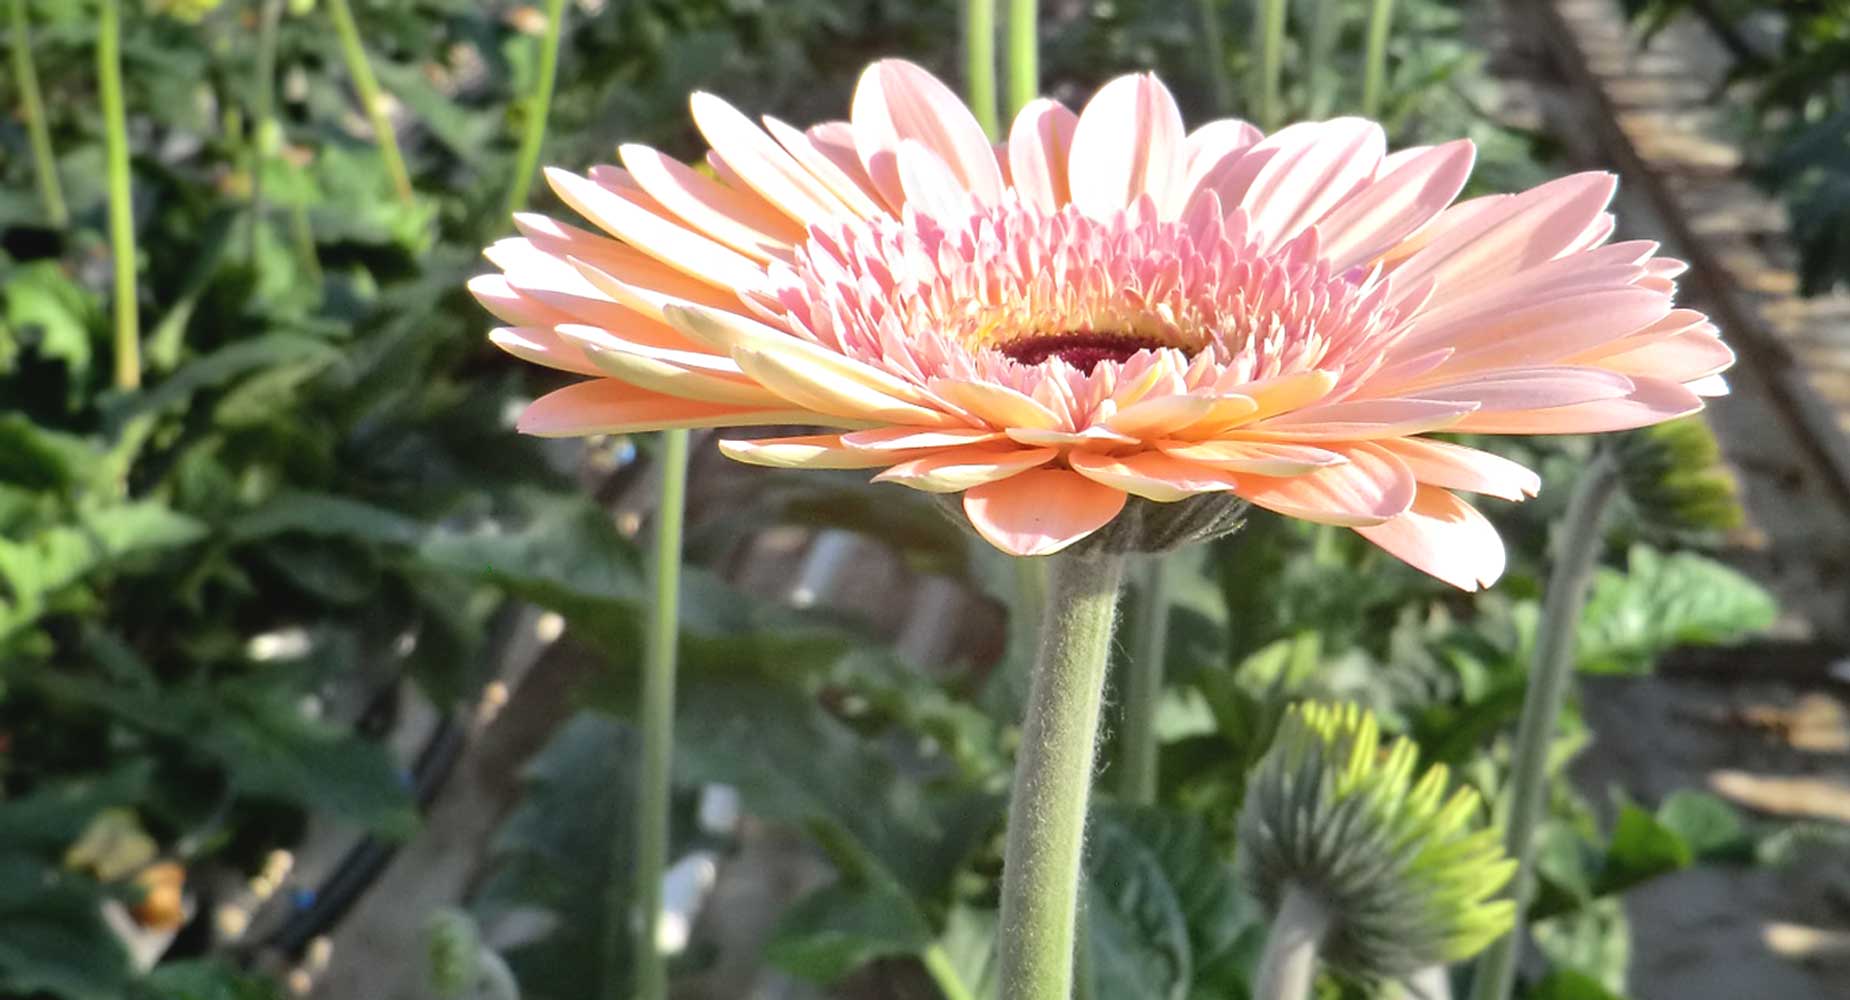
1655;791;1751;860
230;491;425;546
3;261;99;384
766;881;933;983
101;333;340;431
0;501;206;639
0;855;133;1000
1527;968;1630;1000
0;415;102;494
135;959;284;1000
1531;898;1631;997
1576;547;1778;674
1595;804;1692;896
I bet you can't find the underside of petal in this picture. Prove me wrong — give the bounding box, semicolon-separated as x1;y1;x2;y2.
962;468;1129;556
1354;485;1507;591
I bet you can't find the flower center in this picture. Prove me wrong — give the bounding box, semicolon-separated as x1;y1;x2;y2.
997;331;1171;371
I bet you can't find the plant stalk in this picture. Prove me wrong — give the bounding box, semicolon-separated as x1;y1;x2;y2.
504;0;566;216
963;0;999;138
247;0;284;263
1255;884;1330;1000
10;0;67;226
1118;556;1172;805
1254;0;1288;130
998;551;1128;1000
1304;0;1343;119
1361;0;1397;118
921;943;980;1000
1467;452;1623;1000
325;0;414;204
99;0;139;390
625;429;691;1000
1004;0;1037;118
1195;0;1234;116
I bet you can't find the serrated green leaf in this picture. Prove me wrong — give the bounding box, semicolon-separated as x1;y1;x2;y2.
0;502;206;639
1577;547;1777;674
3;261;98;385
1595;804;1692;896
230;490;425;546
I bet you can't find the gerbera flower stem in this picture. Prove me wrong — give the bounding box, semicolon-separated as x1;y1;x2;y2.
1117;556;1172;804
98;0;138;390
1361;0;1397;118
1253;0;1287;130
963;0;999;138
505;0;567;217
1194;0;1234;115
1004;0;1036;118
998;550;1127;1000
10;0;66;227
247;0;283;264
1468;451;1623;1000
1254;884;1330;1000
624;428;691;1000
326;0;413;204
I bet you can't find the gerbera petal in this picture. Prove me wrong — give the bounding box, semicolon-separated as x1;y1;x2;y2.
488;326;601;376
1181;119;1265;202
517;380;830;436
617;143;806;258
545;167;767;292
1590;330;1736;383
1007;98;1080;213
962;468;1128;556
1388;172;1618;306
717;434;893;469
872;445;1057;492
1069;450;1241;501
1409;367;1637;412
1233;443;1417;526
1318;139;1476;272
1067;73;1188;219
1156;440;1348;475
897;139;977;220
1237;118;1386;251
577;339;786;407
851;59;1005;209
664;302;948;412
1253;398;1478;439
762;117;888;218
688;93;853;223
1373;438;1541;500
733;345;960;426
1450;376;1702;433
842;426;1005;451
1354;486;1506;591
1102;393;1220;438
930;378;1064;429
513;213;748;322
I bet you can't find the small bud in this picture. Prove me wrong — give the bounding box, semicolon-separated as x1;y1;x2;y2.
1237;701;1517;983
1615;417;1746;535
427;909;483;999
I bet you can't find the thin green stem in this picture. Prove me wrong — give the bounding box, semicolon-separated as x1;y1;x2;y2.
998;551;1128;1000
1117;556;1172;805
10;0;67;226
623;429;691;1000
325;0;413;204
1004;0;1037;119
963;0;999;139
1303;0;1342;119
98;0;139;390
1361;0;1397;119
1468;452;1623;1000
247;0;284;263
1195;0;1234;116
1255;884;1329;1000
921;943;980;1000
504;0;566;217
1253;0;1288;130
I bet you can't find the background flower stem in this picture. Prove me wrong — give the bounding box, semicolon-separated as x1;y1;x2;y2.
964;0;999;138
1195;0;1235;115
247;0;284;263
1468;451;1623;1000
1005;0;1037;118
10;0;66;227
623;428;691;1000
98;0;138;390
505;0;567;217
1118;555;1172;805
1254;884;1329;1000
1253;0;1287;130
998;550;1127;1000
326;0;414;205
1303;0;1343;119
1361;0;1398;118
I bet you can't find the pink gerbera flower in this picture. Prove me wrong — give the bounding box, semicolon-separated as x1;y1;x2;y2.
473;60;1731;588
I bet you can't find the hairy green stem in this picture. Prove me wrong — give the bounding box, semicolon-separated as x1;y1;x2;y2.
963;0;999;138
99;0;139;390
326;0;413;204
998;551;1127;1000
1468;452;1622;1000
1117;556;1172;805
504;0;566;216
1361;0;1397;118
10;0;66;226
1195;0;1235;116
1254;0;1288;130
921;943;980;1000
1255;884;1329;1000
1004;0;1037;118
247;0;283;263
624;429;691;1000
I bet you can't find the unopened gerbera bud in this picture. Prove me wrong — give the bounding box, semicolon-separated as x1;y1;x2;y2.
1615;416;1745;535
426;909;482;999
1237;701;1516;986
